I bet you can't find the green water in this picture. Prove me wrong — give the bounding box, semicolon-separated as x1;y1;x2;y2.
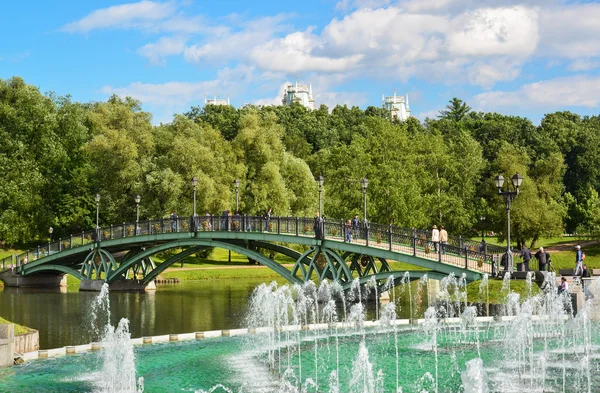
1;324;598;393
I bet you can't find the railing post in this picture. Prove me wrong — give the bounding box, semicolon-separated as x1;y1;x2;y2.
465;247;469;269
277;216;281;234
37;245;41;259
161;218;165;233
389;224;393;250
296;217;299;236
123;222;126;237
110;224;113;239
70;235;73;248
58;238;62;252
412;228;416;256
438;239;442;262
365;224;369;247
81;231;84;245
148;220;151;234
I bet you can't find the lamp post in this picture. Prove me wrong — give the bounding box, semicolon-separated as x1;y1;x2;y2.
479;215;486;243
191;177;198;217
494;173;523;273
95;193;101;240
135;194;141;235
361;178;369;223
233;179;240;212
317;175;324;217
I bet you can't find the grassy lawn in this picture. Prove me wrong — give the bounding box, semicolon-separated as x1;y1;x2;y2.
466;278;541;304
0;317;32;336
473;235;593;249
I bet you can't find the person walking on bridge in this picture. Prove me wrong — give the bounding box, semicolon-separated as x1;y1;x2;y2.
439;226;448;254
431;225;439;252
351;215;360;240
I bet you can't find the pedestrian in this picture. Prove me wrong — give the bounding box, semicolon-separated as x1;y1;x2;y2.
439;226;448;254
351;214;360;239
170;211;178;232
203;212;212;231
534;247;547;272
264;208;272;232
313;212;322;240
345;220;352;242
520;245;532;272
581;264;591;299
574;245;584;276
431;225;439;252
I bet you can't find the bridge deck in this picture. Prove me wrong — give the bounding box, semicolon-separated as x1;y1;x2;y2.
1;216;501;284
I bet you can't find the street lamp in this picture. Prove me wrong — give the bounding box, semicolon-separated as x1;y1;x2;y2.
361;178;369;223
233;179;240;212
48;227;53;243
316;175;324;217
479;215;486;243
135;194;141;235
95;193;101;240
191;177;198;217
494;173;523;273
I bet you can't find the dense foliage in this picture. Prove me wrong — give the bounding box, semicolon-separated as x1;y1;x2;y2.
1;77;598;247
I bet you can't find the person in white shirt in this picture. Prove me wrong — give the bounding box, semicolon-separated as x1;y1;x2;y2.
431;225;440;252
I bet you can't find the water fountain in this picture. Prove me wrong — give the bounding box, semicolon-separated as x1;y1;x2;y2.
1;273;599;393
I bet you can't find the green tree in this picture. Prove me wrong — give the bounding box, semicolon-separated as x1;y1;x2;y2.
438;98;471;121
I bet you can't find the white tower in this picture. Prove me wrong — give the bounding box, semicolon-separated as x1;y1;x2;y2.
281;79;315;110
205;93;230;107
382;90;411;120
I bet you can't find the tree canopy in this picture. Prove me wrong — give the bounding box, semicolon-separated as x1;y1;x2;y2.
1;76;599;248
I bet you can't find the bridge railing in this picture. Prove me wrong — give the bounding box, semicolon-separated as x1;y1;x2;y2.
1;215;501;276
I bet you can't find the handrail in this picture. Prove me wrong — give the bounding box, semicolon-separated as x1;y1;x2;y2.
0;215;504;276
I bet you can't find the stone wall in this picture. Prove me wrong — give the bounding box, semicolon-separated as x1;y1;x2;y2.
0;324;14;367
14;330;39;354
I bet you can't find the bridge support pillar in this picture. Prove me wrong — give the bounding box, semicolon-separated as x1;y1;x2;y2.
0;270;66;288
79;279;156;292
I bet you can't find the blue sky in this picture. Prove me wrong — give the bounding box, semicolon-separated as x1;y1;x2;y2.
2;0;600;124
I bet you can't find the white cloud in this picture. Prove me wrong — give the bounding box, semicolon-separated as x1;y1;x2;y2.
183;15;290;64
538;3;600;59
473;75;600;110
447;7;538;57
568;59;600;72
335;0;391;12
61;1;176;33
138;37;186;65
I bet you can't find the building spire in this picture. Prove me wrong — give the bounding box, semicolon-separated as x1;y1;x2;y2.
393;89;397;103
405;91;409;108
309;79;312;95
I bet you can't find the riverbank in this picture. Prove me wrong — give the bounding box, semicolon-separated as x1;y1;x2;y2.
0;318;29;336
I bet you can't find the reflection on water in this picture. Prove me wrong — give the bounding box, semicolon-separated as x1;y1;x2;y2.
0;278;285;349
0;277;422;350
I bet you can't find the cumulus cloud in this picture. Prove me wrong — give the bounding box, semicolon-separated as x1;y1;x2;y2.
182;14;291;64
538;3;600;60
61;1;176;33
138;36;187;65
473;75;600;110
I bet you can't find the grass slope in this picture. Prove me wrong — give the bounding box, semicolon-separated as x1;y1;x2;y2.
0;317;31;336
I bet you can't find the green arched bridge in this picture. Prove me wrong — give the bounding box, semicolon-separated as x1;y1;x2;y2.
0;216;504;291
